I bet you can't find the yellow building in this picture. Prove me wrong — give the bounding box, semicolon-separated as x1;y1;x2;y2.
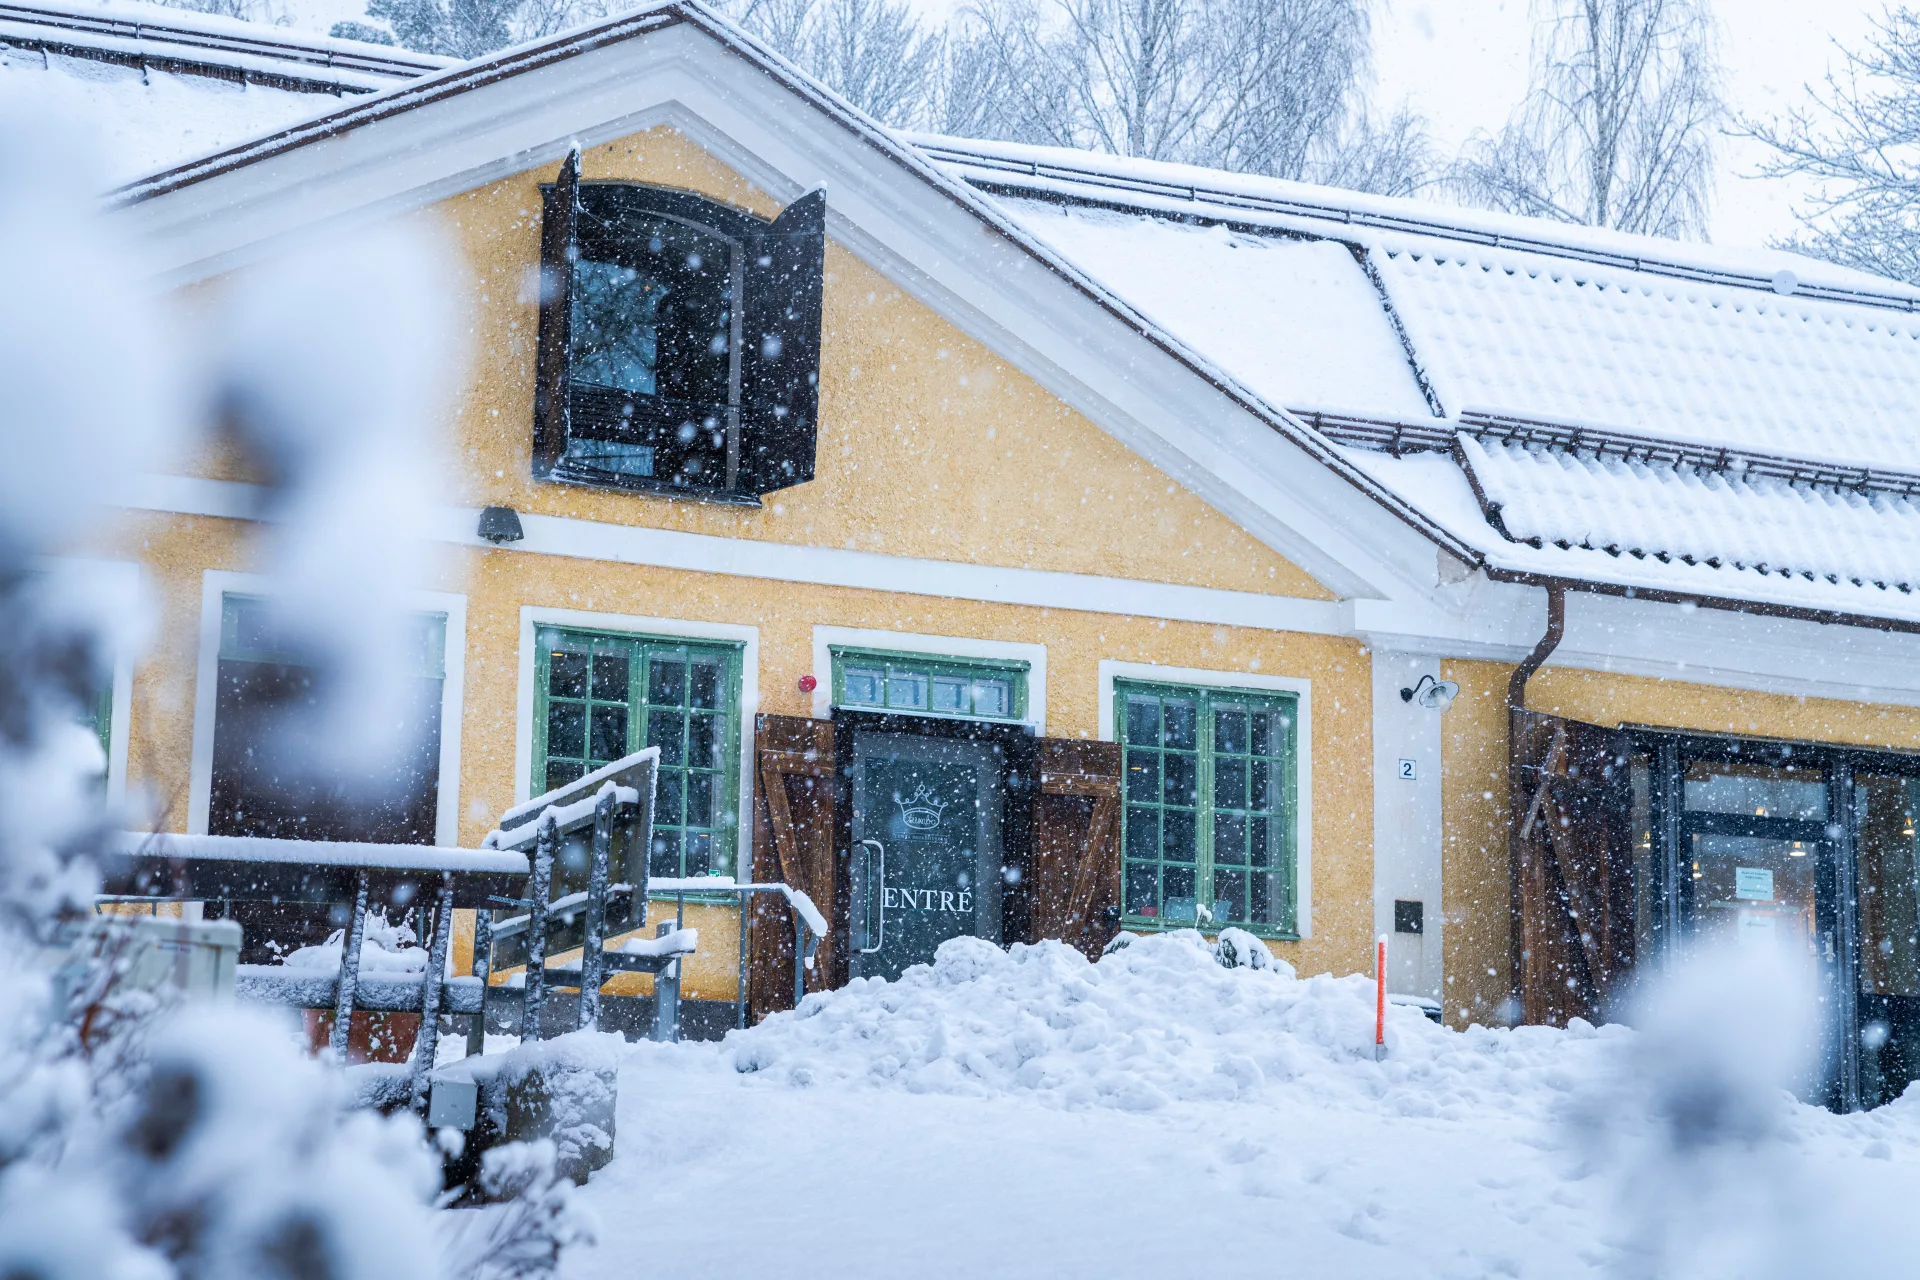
52;0;1920;1109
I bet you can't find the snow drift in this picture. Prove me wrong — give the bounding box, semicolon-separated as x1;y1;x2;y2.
728;931;1626;1121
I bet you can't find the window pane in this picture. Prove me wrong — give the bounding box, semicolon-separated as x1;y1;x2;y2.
1683;759;1827;820
1165;811;1197;862
1251;759;1273;812
1125;862;1159;917
1250;710;1273;757
591;652;628;702
1214;868;1247;924
649;829;681;879
656;771;684;825
843;667;882;705
973;679;1010;718
685;772;713;826
1215;709;1247;755
885;669;928;710
688;713;721;769
685;831;713;877
1126;807;1160;861
547;701;585;759
1162;699;1196;750
931;675;967;713
689;658;722;710
1126;750;1159;797
1163;753;1196;807
590;705;627;761
648;659;687;708
1163;866;1196;922
1250;814;1271;867
1126;696;1159;746
549;651;588;699
647;710;685;766
1213;812;1247;865
1214;757;1248;810
545;761;584;795
1251;868;1274;923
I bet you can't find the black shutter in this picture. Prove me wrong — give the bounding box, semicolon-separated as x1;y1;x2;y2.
738;188;826;496
532;148;581;479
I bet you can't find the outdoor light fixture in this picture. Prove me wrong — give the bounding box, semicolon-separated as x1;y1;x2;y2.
477;505;524;544
1400;674;1460;712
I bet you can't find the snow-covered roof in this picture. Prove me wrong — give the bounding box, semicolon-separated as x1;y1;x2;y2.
921;133;1920;628
0;0;447;181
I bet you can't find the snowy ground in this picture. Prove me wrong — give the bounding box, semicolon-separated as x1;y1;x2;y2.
559;934;1920;1279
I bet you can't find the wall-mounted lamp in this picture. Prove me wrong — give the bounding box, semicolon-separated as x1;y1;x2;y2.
1400;674;1460;712
478;505;524;544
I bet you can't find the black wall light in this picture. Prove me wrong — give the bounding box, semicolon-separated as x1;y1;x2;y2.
478;505;524;544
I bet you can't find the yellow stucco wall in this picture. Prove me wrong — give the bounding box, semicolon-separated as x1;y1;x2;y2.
1439;656;1920;1028
423;128;1332;601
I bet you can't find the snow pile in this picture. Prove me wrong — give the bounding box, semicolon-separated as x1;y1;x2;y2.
728;932;1625;1117
283;911;427;974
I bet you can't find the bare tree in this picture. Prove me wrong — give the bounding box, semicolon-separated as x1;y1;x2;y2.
729;0;945;126
1451;0;1724;237
935;0;1431;193
1746;7;1920;284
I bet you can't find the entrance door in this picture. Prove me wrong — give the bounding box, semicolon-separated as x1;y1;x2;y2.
1670;751;1843;1104
848;730;1006;980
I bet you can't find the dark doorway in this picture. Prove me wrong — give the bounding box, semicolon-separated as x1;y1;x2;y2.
832;710;1034;981
1632;730;1920;1110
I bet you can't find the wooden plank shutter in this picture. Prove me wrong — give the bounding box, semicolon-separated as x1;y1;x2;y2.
747;714;839;1022
531;147;580;478
738;189;826;496
1509;709;1635;1026
1024;739;1123;961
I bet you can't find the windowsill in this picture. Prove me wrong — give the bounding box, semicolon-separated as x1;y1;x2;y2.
542;466;764;508
1120;916;1300;943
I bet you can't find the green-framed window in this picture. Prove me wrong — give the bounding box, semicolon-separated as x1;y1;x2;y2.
533;625;743;880
1116;679;1297;937
830;646;1028;720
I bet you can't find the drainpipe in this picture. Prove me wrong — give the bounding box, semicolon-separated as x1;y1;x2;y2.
1506;582;1565;1024
1507;584;1566;713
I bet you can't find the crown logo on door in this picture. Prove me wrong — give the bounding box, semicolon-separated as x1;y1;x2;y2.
896;784;949;831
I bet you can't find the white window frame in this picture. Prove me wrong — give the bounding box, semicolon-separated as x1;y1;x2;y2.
810;626;1047;733
1098;659;1313;938
516;607;760;880
187;569;468;846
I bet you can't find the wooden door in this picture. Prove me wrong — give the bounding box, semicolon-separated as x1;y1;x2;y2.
748;715;838;1022
1510;709;1635;1026
1025;738;1123;960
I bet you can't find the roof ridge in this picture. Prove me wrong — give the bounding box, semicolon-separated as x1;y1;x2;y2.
919;136;1920;316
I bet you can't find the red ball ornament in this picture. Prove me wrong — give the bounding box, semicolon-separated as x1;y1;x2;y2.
797;674;818;693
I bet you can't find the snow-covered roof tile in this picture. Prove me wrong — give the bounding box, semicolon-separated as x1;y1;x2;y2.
0;0;447;182
1375;247;1920;473
1000;197;1432;420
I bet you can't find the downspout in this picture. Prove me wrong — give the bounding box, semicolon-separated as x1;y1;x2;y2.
1507;583;1565;1024
1507;584;1566;712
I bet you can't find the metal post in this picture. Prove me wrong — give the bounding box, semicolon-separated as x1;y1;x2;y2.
410;874;455;1115
577;789;614;1031
736;889;751;1030
328;872;371;1062
649;920;681;1043
794;909;806;1009
466;908;491;1058
523;815;556;1043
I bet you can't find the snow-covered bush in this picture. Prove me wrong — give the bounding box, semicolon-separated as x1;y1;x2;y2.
0;86;587;1280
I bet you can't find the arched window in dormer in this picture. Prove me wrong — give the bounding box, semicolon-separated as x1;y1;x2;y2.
532;152;826;503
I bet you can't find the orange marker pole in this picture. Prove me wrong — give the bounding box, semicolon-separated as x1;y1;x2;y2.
1375;934;1388;1062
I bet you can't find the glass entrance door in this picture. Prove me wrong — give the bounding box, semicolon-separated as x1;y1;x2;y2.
1854;772;1920;1107
848;730;1007;981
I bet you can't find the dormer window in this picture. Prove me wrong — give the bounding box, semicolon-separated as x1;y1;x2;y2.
533;151;826;503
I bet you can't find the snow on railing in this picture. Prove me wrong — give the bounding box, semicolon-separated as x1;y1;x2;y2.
482;781;641;851
648;876;829;939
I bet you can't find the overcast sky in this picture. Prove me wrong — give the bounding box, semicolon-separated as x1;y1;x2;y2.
1371;0;1889;249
